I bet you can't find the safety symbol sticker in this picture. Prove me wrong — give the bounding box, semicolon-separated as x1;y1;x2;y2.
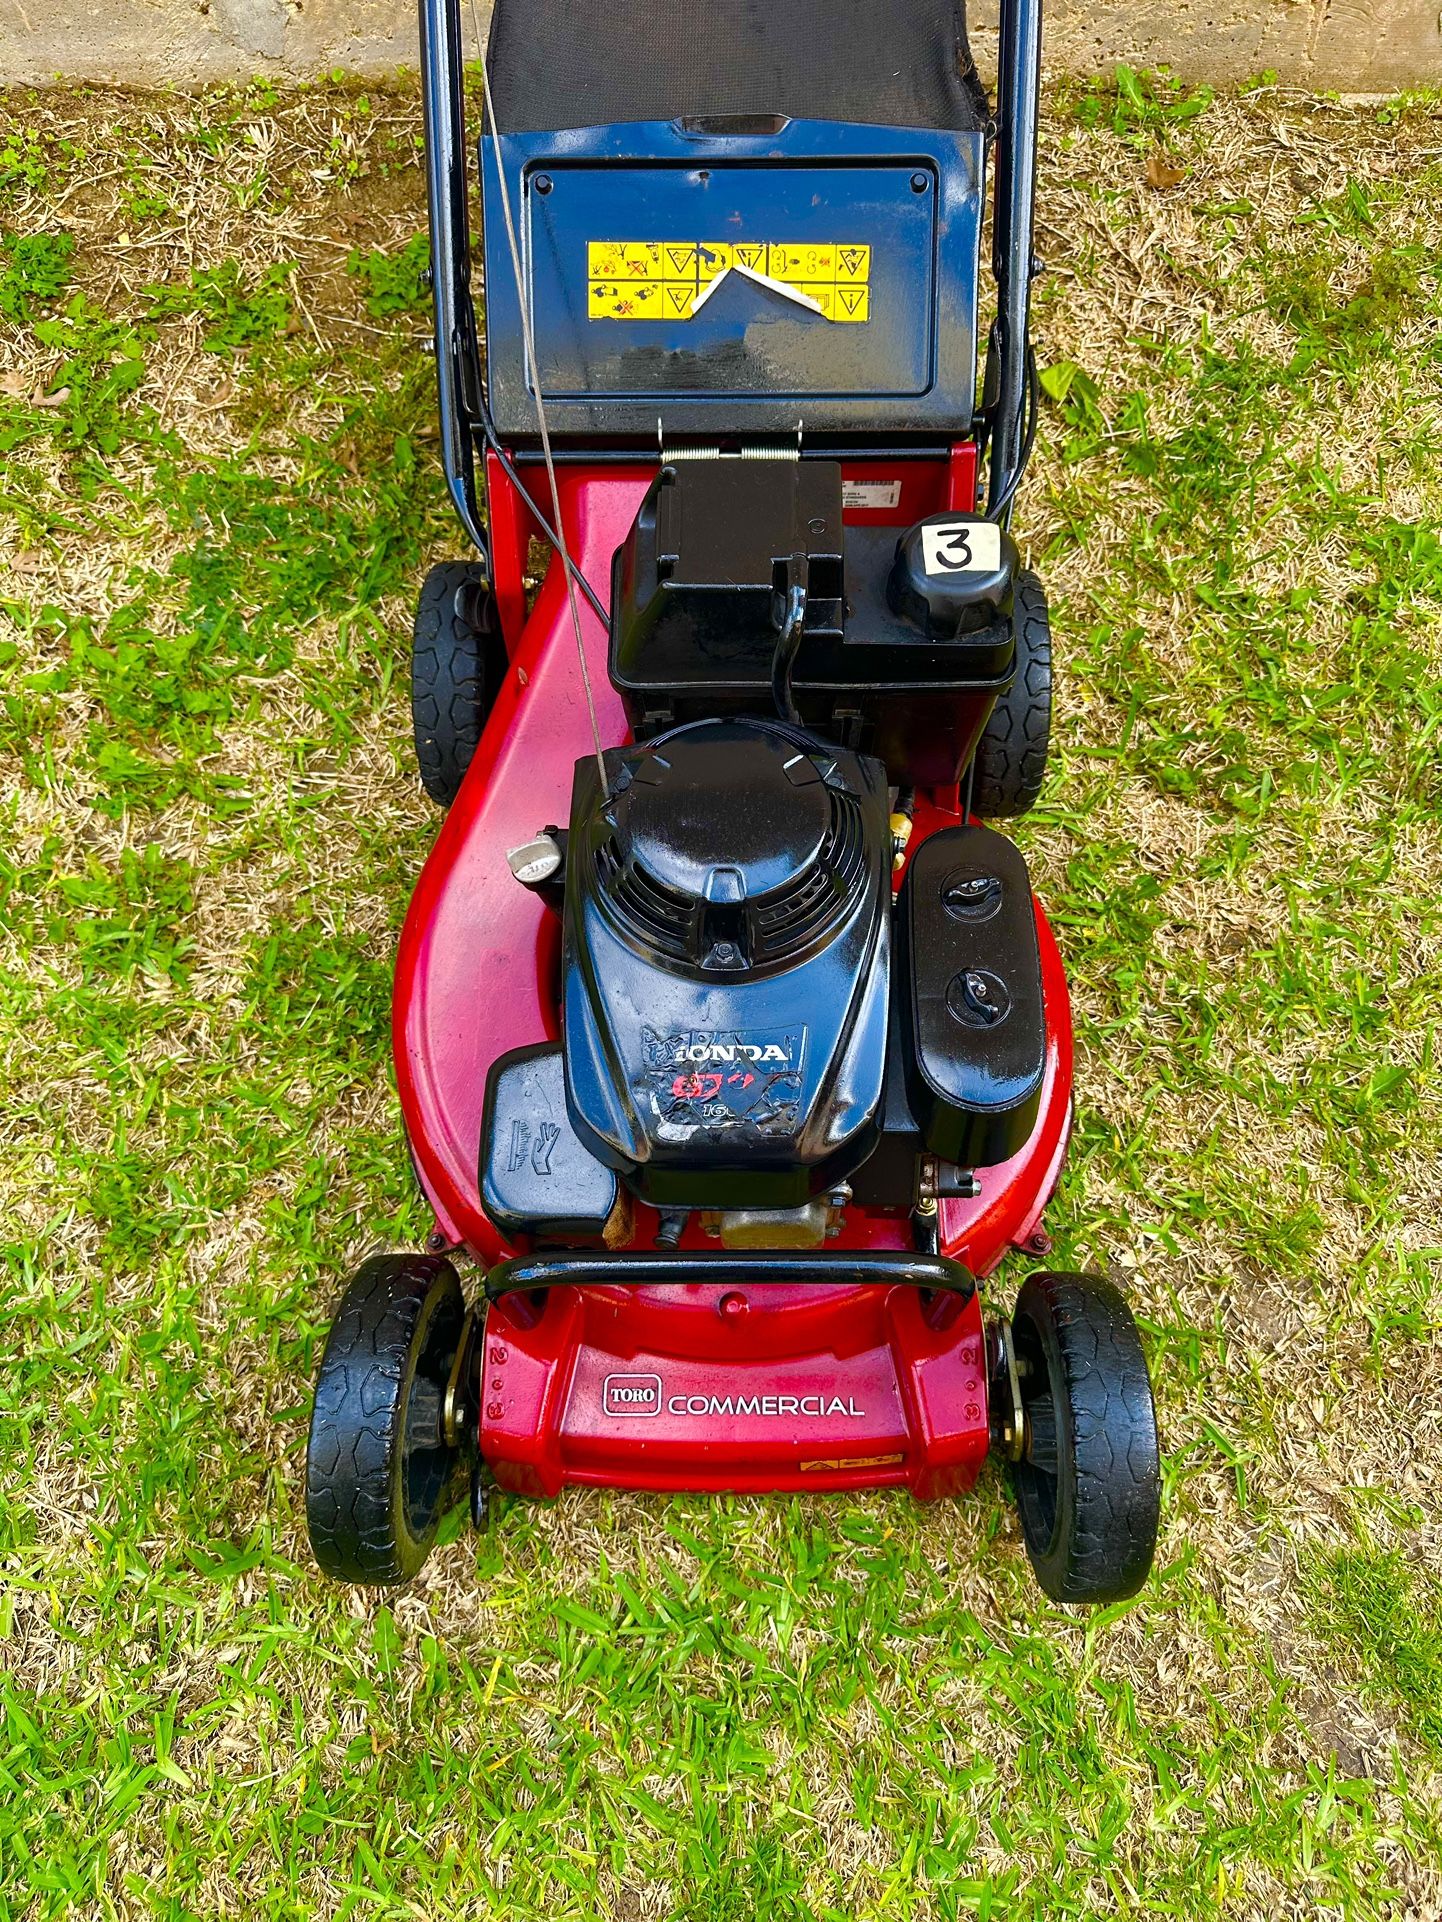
587;240;871;323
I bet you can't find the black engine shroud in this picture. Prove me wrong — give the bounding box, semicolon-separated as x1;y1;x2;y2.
486;703;1053;1245
480;728;1051;1244
562;720;893;1209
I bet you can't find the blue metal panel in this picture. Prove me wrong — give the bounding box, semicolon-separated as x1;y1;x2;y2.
482;117;985;442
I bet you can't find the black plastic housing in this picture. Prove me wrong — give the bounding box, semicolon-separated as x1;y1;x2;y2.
481;1043;621;1243
611;459;845;673
478;117;986;443
561;718;892;1208
897;823;1045;1166
611;462;1015;786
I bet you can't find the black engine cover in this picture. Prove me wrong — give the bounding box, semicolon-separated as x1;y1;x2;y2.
562;719;891;1208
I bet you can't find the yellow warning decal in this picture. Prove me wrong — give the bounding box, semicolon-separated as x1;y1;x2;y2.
799;1452;905;1472
588;281;695;321
586;239;871;322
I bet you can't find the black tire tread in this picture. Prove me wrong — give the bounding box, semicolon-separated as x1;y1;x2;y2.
411;561;506;807
1011;1270;1159;1605
305;1253;462;1586
971;570;1052;819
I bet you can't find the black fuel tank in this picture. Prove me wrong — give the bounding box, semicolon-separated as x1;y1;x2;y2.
562;719;892;1209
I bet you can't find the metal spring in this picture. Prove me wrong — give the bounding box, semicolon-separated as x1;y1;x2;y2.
659;415;803;464
661;442;801;463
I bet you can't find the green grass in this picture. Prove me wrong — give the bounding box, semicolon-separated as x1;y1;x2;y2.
1;73;1441;1920
1309;1546;1442;1756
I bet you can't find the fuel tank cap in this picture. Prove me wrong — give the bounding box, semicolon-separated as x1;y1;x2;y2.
887;516;1019;639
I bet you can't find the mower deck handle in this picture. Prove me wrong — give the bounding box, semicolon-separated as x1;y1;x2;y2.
484;1248;975;1301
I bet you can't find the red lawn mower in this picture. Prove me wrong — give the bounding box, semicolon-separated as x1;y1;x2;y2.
304;0;1161;1602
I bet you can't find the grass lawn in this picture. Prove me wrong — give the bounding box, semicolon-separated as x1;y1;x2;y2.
2;67;1440;1921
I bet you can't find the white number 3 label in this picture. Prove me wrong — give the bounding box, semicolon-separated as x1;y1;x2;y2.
921;520;1001;576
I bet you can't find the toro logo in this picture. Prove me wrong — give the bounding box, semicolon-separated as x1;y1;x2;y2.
600;1374;867;1420
602;1372;662;1417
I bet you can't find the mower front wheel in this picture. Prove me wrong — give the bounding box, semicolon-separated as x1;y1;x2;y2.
411;561;508;807
305;1253;471;1585
1008;1270;1159;1604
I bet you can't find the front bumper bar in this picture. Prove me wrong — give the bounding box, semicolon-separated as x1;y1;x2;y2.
484;1247;975;1301
477;1250;991;1500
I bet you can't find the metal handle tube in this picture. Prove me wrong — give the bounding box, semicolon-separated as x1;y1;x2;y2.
484;1249;976;1301
987;0;1043;515
419;0;488;557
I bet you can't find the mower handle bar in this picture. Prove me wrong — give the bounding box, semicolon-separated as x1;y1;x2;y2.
417;0;1044;535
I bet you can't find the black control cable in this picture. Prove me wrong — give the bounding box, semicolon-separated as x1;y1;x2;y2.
473;396;612;630
987;344;1041;526
770;565;809;727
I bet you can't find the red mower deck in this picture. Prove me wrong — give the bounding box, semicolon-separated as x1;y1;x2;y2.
302;0;1162;1608
395;463;1073;1500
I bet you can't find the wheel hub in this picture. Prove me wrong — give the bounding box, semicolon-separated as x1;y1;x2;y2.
987;1316;1028;1462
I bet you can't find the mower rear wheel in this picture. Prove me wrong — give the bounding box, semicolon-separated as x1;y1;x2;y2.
1009;1270;1159;1604
411;561;507;807
970;570;1052;818
305;1253;469;1585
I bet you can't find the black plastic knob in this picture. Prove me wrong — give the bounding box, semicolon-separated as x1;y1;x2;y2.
887;516;1019;639
947;968;1012;1028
